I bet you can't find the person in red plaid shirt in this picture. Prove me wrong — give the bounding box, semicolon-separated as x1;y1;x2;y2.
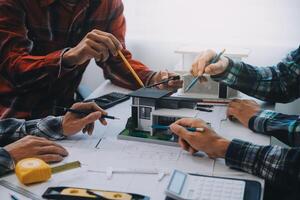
0;0;182;120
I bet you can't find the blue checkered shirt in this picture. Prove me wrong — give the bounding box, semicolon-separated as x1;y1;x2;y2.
0;116;64;176
212;46;300;189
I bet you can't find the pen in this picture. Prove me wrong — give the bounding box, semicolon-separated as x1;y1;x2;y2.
185;49;226;92
151;125;204;132
196;104;214;108
196;107;213;112
55;106;120;120
146;75;181;88
10;194;19;200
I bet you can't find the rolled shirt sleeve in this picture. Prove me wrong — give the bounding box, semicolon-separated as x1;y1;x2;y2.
211;47;300;103
225;139;300;189
248;110;300;147
0;116;64;175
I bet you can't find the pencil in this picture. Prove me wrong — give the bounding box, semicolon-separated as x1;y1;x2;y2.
55;106;120;120
10;194;19;200
118;50;144;87
185;49;226;92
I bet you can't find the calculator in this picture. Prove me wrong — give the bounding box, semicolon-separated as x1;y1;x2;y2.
84;92;130;109
165;170;245;200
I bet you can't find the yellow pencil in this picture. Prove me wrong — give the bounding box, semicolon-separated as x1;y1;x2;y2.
118;50;144;87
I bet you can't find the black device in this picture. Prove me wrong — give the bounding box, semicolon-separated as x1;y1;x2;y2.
84;92;130;109
42;186;150;200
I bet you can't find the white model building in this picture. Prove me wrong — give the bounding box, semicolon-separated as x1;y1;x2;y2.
128;88;200;136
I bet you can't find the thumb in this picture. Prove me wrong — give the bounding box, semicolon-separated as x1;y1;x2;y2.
170;124;192;142
160;70;169;80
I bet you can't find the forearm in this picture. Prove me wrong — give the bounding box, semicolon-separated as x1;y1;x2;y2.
211;56;300;102
0;2;74;90
1;47;75;90
249;110;300;146
0;117;64;143
225;139;300;188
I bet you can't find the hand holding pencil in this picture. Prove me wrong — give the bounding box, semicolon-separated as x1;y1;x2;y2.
170;118;230;158
60;102;108;136
191;49;229;77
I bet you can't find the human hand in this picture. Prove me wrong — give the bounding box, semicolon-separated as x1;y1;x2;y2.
62;29;123;66
4;136;68;164
170;118;230;158
191;49;229;77
149;70;183;90
227;99;261;128
62;102;108;136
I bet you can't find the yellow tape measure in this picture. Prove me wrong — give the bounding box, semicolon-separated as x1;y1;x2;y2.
61;188;132;200
15;158;81;185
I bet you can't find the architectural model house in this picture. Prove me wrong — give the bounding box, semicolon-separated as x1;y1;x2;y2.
179;74;238;99
118;88;207;146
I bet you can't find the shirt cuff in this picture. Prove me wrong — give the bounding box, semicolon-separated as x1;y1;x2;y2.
138;70;156;87
0;148;15;176
225;139;260;174
248;110;278;133
145;71;157;86
211;58;242;83
58;48;77;78
25;116;65;140
210;57;234;81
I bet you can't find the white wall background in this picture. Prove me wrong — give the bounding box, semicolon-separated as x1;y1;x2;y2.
81;0;300;92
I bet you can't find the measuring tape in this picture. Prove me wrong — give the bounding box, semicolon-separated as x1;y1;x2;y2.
42;186;150;200
15;158;81;185
0;180;41;200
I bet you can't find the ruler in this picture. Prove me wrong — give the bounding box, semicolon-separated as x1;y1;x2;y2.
51;161;81;174
0;180;41;200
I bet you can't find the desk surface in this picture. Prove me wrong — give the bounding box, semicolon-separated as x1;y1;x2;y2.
0;80;270;200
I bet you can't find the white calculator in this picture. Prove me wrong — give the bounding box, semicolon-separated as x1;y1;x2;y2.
165;170;246;200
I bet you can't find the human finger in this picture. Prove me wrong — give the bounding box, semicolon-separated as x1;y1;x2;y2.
196;50;216;76
99;118;107;126
188;147;197;155
37;146;68;157
87;31;119;56
72;102;107;115
204;62;223;75
82;127;87;134
170;124;193;143
86;123;94;136
160;70;169;80
174;118;206;129
178;138;190;152
80;111;103;126
93;30;123;51
37;154;64;163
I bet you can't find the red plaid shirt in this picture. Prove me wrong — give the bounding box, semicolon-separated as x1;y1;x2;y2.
0;0;154;120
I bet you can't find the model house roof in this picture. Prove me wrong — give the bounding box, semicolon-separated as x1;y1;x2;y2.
128;88;173;99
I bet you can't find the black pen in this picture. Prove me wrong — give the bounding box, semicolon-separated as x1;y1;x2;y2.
55;106;120;120
146;75;180;88
196;104;214;108
196;107;213;112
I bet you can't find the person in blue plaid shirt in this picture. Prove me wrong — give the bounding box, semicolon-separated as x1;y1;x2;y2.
170;46;300;200
0;102;107;176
